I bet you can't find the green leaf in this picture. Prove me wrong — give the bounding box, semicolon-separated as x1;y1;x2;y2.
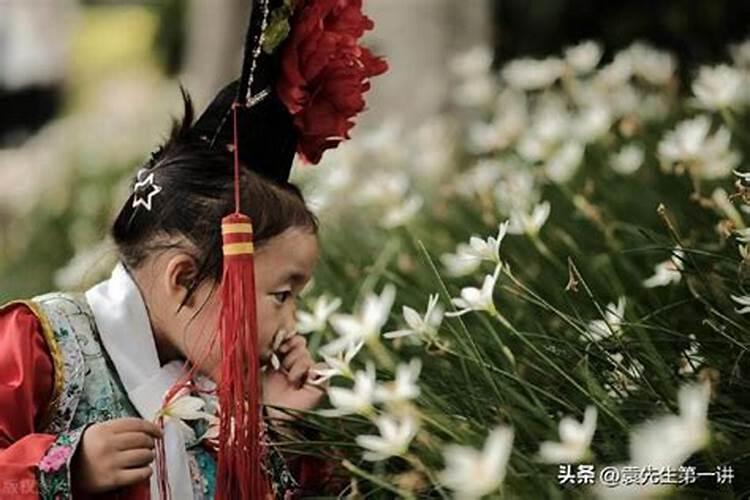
262;5;294;54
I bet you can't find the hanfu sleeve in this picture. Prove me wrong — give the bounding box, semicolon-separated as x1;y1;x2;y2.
0;303;81;499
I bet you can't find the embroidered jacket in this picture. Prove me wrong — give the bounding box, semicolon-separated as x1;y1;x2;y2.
0;265;303;499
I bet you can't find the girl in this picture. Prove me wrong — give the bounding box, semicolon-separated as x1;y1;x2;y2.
0;95;326;499
0;0;385;496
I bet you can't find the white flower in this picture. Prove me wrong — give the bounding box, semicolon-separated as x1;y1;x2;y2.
439;426;514;500
517;102;569;162
358;172;409;205
606;353;644;399
610;144;644;175
455;75;497;108
462;221;510;265
538;406;597;463
627;42;676;86
455;159;503;197
440;249;482;277
381;194;423;229
678;335;704;376
440;217;509;276
657;115;740;180
642;248;684;288
734;169;750;183
544;141;584;183
451;46;494;78
596;52;634;87
595;383;711;500
584;297;626;342
384;294;444;342
731;293;750;314
735;228;750;244
502;57;565;90
713;187;745;228
446;264;502;317
606;81;640;116
468;121;514;155
493;168;539;215
731;39;750;68
159;391;210;443
467;90;528;154
359;120;407;163
629;382;711;468
356;414;419;461
692;64;746;111
323;285;396;355
507;201;551;236
310;341;364;385
296;295;342;334
321;363;378;417
413;118;454;178
374;358;422;404
199;413;220;442
564;41;602;74
573;107;612;144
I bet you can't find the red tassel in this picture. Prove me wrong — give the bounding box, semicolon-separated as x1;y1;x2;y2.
215;102;267;499
215;212;266;500
155;414;170;500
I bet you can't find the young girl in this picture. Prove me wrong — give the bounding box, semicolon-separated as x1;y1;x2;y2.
0;94;326;499
0;0;385;496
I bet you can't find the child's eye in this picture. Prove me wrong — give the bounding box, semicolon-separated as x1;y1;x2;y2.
272;291;293;304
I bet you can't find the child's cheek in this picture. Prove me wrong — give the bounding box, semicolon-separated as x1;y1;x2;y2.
255;297;277;356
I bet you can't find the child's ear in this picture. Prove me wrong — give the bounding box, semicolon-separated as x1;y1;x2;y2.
164;252;198;310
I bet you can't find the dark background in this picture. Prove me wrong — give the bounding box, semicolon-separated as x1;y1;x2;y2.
493;0;750;77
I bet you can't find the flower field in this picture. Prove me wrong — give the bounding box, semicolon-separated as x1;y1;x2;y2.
2;32;750;498
285;40;750;499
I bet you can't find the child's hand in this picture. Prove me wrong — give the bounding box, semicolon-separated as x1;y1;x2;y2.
72;417;162;493
263;335;325;421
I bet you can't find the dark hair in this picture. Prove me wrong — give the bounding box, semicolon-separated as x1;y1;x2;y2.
112;91;318;303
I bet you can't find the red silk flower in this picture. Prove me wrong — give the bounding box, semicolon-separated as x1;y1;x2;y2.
277;0;388;164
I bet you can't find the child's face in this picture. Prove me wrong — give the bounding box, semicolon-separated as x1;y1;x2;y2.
185;227;319;380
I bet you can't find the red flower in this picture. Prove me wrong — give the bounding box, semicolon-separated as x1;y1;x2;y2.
277;0;388;164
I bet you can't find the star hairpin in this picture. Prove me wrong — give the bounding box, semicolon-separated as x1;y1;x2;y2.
132;169;162;211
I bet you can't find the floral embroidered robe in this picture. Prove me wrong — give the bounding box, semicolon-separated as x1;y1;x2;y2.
0;265;315;500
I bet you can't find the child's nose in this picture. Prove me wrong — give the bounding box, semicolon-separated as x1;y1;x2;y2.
282;303;298;334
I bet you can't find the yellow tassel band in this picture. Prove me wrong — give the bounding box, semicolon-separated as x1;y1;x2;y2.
223;242;255;255
222;223;254;235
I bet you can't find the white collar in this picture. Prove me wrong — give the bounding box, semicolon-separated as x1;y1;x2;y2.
86;263;195;500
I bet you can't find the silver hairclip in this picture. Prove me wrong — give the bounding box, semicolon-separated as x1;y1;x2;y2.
132;168;162;211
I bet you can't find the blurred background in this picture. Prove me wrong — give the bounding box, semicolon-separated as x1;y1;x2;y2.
1;0;749;302
4;3;750;497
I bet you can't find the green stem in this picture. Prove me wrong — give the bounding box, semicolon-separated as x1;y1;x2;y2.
490;309;629;431
529;233;566;272
368;337;396;370
404;454;450;500
342;460;416;499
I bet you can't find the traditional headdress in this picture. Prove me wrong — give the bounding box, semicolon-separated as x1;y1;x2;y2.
156;1;386;499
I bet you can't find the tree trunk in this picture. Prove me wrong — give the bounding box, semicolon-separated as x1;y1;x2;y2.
359;0;493;128
181;0;250;109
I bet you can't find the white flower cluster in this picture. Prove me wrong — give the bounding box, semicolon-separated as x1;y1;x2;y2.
595;382;712;499
286;35;746;499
